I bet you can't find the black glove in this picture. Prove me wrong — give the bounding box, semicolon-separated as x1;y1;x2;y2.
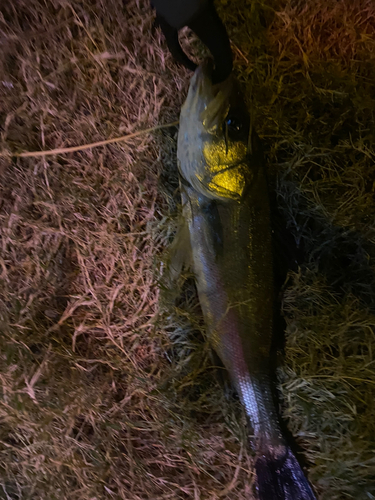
151;0;233;84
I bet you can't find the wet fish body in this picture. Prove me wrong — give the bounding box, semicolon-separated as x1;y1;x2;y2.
176;63;316;500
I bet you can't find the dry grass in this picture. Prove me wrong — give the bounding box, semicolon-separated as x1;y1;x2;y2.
1;0;375;499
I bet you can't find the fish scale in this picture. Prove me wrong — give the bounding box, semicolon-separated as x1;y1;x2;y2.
181;170;281;450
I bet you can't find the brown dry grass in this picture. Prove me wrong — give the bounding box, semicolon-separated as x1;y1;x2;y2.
1;0;375;499
0;1;251;498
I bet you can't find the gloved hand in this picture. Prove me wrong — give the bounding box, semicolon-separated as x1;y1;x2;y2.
151;0;233;84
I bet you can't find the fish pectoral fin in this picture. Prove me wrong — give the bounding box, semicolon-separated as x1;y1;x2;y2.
165;216;193;287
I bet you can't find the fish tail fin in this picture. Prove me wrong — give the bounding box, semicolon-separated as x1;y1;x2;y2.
255;446;316;500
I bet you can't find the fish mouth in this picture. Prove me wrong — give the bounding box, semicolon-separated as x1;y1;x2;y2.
189;59;214;95
187;60;233;134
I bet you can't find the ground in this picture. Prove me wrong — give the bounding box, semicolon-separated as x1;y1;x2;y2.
0;0;375;499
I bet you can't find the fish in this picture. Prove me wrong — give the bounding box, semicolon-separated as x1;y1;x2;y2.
174;61;316;500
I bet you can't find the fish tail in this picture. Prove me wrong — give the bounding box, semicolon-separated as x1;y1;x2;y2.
255;446;316;500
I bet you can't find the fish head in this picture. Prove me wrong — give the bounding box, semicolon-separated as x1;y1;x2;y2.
177;61;260;201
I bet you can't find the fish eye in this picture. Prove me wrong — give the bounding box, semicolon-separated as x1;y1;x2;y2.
222;110;249;151
223;110;247;139
225;116;242;133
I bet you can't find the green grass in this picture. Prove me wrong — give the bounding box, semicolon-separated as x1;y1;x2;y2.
1;0;375;498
